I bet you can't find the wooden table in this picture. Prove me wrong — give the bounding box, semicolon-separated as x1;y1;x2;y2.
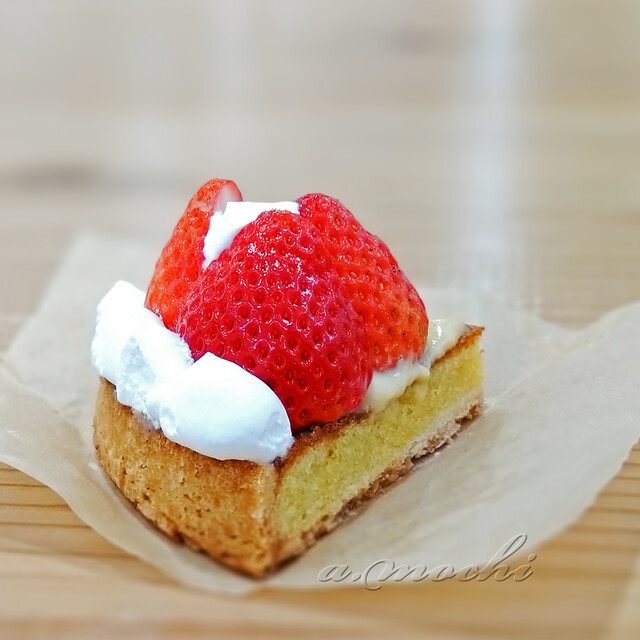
1;1;639;638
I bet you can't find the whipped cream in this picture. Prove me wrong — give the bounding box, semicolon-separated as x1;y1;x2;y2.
203;201;299;267
148;354;292;463
420;319;468;368
358;319;468;413
91;282;293;464
91;282;194;419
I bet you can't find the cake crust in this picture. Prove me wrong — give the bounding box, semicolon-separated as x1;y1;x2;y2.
93;327;484;577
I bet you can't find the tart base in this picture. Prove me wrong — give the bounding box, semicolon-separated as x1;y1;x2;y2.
93;327;484;577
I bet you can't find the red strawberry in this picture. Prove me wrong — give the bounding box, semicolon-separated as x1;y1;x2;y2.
297;193;428;370
176;210;372;432
145;179;242;331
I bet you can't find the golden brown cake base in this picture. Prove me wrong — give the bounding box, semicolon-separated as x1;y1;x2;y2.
93;327;484;577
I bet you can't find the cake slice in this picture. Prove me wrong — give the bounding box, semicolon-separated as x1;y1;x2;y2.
91;179;484;577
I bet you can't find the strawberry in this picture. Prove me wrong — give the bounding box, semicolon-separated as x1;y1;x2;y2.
145;179;242;331
297;193;428;370
176;210;372;432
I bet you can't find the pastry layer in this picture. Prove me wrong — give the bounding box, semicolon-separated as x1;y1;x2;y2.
93;326;484;577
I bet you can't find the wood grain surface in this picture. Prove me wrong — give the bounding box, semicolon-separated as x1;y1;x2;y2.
1;1;639;638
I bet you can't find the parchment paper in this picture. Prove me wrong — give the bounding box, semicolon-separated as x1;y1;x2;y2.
1;233;639;594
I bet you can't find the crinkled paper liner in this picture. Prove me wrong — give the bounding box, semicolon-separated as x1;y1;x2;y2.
0;234;639;594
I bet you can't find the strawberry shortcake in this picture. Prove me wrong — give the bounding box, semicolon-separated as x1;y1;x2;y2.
91;179;484;577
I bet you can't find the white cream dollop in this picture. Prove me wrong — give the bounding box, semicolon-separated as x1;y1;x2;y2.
202;201;299;267
91;281;194;419
147;354;292;464
358;319;468;413
359;359;430;414
91;281;294;464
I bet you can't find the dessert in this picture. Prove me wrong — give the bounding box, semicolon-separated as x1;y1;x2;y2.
91;179;484;577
